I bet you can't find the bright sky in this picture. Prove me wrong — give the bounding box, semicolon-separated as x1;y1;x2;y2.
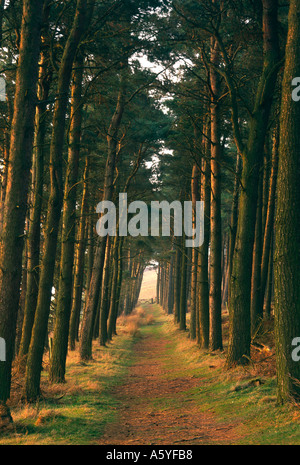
139;268;157;300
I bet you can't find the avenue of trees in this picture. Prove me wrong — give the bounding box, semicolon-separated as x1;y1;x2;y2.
0;0;299;428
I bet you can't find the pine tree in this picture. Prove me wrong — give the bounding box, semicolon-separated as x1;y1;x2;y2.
274;0;300;404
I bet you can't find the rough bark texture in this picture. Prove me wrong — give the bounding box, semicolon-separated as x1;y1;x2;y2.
167;249;174;315
250;172;263;334
197;139;210;349
260;127;278;312
69;155;89;350
227;153;241;304
49;55;85;383
190;163;200;339
79;72;126;360
179;237;187;331
209;37;223;351
99;237;112;346
274;0;300;404
107;235;123;341
18;18;52;362
25;0;88;401
227;0;279;367
0;0;44;410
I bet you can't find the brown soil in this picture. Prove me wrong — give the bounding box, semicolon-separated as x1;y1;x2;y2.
98;328;241;445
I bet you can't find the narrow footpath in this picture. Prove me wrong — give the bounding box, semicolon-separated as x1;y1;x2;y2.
98;305;240;445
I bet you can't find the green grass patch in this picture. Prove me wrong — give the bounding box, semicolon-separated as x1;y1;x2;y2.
0;330;137;445
2;303;300;445
143;304;300;445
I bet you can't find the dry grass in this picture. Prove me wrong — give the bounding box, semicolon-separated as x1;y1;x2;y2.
1;315;142;444
117;306;155;337
144;314;155;325
34;409;64;426
135;306;146;318
3;304;299;445
162;305;276;390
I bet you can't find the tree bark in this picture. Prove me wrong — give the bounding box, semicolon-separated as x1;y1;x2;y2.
179;236;187;331
190;163;199;339
25;0;88;401
49;54;85;383
0;0;44;412
227;153;241;304
79;71;126;360
197;135;210;349
274;0;300;404
226;0;279;367
250;171;263;334
264;232;273;319
167;248;175;315
260;126;278;312
69;155;89;350
107;235;123;341
18;18;52;362
99;236;112;346
209;36;223;351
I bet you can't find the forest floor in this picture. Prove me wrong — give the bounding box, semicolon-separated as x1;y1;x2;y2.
1;304;300;445
97;310;240;445
97;304;300;445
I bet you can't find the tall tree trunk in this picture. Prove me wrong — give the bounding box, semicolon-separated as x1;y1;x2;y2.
250;171;263;334
69;155;89;350
112;239;124;335
85;203;95;294
197;135;210;349
107;235;123;341
274;0;300;404
16;243;28;357
209;36;223;351
79;71;126;360
221;234;229;308
167;248;174;315
0;0;44;419
190;163;200;339
227;153;241;304
124;248;132;316
18;20;52;362
25;0;88;401
174;240;182;324
107;150;143;335
49;54;85;383
0;0;5;47
0;60;14;232
226;0;279;367
261;142;270;238
264;232;273;319
99;236;112;346
179;236;187;331
260;126;278;312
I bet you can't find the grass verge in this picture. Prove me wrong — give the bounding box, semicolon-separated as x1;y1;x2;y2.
0;313;144;445
1;303;299;445
145;304;300;445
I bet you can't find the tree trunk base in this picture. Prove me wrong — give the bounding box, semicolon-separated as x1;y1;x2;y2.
0;404;13;431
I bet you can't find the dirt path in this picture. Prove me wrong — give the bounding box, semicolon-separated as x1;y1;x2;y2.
98;314;240;445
